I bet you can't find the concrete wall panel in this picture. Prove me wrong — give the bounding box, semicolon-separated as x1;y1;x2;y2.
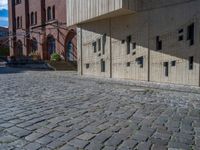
77;0;200;86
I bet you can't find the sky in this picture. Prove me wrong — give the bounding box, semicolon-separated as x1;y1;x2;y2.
0;0;8;27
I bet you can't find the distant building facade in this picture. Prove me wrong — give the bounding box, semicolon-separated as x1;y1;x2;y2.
0;27;9;48
8;0;77;61
67;0;200;86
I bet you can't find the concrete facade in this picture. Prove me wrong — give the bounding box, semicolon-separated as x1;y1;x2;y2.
0;27;9;48
8;0;77;61
67;0;200;86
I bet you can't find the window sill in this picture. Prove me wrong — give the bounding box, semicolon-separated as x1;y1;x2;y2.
46;19;56;23
30;24;38;27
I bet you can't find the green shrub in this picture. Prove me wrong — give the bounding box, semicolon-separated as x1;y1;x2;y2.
50;53;61;61
0;48;9;56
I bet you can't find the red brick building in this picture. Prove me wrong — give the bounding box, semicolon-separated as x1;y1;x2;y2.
8;0;77;61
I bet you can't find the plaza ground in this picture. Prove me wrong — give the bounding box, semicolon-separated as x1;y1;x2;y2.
0;67;200;150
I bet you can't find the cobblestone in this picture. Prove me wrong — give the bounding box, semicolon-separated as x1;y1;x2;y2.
68;138;89;149
24;142;42;150
0;68;200;149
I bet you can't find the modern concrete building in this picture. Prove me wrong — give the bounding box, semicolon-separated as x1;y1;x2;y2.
0;27;9;48
67;0;200;86
8;0;77;61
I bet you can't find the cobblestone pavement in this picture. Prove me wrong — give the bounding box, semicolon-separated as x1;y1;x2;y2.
0;67;200;150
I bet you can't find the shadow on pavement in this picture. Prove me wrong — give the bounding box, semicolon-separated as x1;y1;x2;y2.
0;66;28;74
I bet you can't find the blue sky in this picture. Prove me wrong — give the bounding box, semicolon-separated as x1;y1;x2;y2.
0;0;8;27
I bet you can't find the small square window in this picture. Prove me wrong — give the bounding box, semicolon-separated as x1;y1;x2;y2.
178;36;183;41
127;62;131;67
121;40;125;44
86;64;90;69
136;56;144;68
132;42;136;49
178;29;183;33
171;61;176;67
132;51;136;55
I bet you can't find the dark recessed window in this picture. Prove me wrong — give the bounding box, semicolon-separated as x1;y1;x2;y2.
156;36;162;50
35;12;37;24
189;56;194;70
178;28;184;41
127;62;131;67
178;29;183;33
98;38;101;51
178;35;183;41
16;16;22;29
86;63;90;69
47;7;52;21
163;62;169;77
52;5;55;19
136;56;144;68
187;23;194;46
171;61;176;67
102;34;106;55
132;42;136;49
132;51;136;55
101;59;105;72
126;35;131;54
92;41;97;53
20;16;22;28
30;12;37;25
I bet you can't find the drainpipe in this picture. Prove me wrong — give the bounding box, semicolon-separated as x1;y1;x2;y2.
147;12;150;82
80;27;83;75
109;18;112;78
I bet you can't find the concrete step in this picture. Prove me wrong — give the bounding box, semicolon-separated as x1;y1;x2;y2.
47;61;77;71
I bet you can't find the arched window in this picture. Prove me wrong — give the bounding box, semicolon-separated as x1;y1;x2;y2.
20;16;22;28
17;17;20;29
31;38;38;52
47;7;52;21
47;35;56;55
65;30;77;61
52;5;55;19
30;12;34;25
35;12;37;25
